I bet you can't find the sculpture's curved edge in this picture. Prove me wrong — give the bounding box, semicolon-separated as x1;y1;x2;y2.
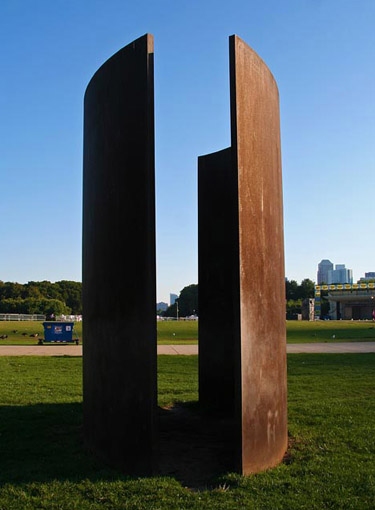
84;33;154;101
198;146;231;161
229;34;279;94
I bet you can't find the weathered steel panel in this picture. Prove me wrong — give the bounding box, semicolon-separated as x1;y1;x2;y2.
82;34;157;475
198;35;287;475
198;147;240;417
230;35;287;474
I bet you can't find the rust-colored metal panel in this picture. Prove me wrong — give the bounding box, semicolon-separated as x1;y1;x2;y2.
198;35;287;475
82;34;157;475
230;35;287;474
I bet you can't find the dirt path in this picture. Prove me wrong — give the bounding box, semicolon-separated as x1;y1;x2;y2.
0;342;374;356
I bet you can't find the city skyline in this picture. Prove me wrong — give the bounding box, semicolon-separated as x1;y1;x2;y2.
0;1;374;304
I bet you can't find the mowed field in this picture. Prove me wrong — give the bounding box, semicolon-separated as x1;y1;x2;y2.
0;320;375;345
0;353;374;509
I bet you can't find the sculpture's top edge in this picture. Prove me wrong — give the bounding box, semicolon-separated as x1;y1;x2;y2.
229;34;278;91
198;147;231;161
84;33;154;99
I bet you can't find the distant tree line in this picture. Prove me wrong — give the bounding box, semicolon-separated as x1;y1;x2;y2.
162;284;198;317
0;277;320;318
285;278;331;318
285;278;314;319
285;278;315;301
163;279;318;319
0;281;82;315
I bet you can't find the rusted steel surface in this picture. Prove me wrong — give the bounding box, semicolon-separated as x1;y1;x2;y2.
230;35;287;474
198;35;287;475
82;34;157;476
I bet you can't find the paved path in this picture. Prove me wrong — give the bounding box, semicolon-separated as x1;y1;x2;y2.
0;342;374;357
0;345;84;356
287;342;375;353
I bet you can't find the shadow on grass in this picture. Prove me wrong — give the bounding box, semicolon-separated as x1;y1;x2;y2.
0;402;123;486
159;402;237;488
0;401;237;489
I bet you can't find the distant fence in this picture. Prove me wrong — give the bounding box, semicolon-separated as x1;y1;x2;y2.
0;313;193;322
56;315;82;322
157;316;198;321
0;313;46;321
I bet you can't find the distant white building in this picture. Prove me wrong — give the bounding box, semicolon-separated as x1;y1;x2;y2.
327;264;353;285
170;293;178;306
317;259;333;284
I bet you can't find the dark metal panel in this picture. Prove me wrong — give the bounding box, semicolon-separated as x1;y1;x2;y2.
198;147;239;416
82;34;157;475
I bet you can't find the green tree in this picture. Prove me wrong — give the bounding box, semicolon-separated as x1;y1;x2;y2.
286;299;302;319
1;282;23;299
299;279;315;299
0;280;80;315
178;284;198;316
286;278;316;300
54;281;82;314
40;298;71;316
285;280;299;300
23;282;43;299
163;302;177;317
0;297;70;315
162;284;198;317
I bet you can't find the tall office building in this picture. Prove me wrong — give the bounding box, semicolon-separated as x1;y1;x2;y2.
170;293;178;306
359;272;375;282
327;264;353;285
317;259;333;284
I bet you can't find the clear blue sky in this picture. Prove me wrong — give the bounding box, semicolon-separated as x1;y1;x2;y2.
0;0;374;303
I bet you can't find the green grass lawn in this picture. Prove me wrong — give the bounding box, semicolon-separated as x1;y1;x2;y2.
0;320;196;345
1;320;375;345
286;320;375;343
0;353;374;508
0;321;83;345
157;320;198;344
158;320;375;344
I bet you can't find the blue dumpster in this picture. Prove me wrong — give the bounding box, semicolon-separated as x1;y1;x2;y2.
42;322;79;344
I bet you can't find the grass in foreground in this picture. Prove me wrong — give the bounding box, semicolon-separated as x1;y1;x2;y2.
0;353;374;509
1;319;375;345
